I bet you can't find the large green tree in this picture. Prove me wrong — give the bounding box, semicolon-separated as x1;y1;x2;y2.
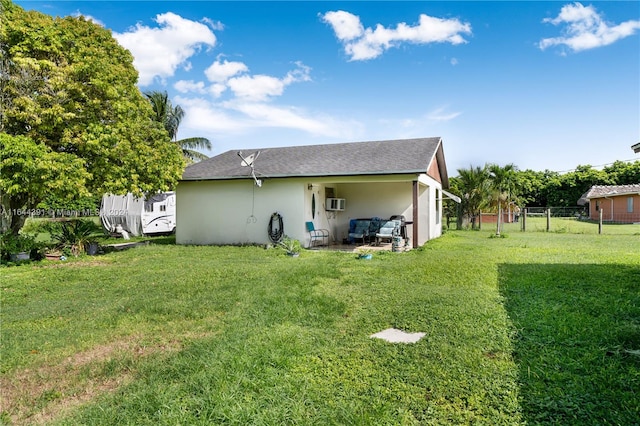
487;163;517;236
145;90;211;163
0;0;184;234
451;165;491;229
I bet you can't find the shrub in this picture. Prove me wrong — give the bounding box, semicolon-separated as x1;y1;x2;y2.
0;233;40;262
278;235;302;255
51;220;102;256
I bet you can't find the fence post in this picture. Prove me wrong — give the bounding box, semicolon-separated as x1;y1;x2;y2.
522;208;526;232
546;208;551;232
599;208;603;234
478;212;482;231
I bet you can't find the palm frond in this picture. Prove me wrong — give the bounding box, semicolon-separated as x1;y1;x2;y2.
177;137;212;151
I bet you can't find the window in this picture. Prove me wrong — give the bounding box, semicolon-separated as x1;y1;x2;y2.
160;205;167;212
628;197;634;213
436;190;441;224
595;200;600;211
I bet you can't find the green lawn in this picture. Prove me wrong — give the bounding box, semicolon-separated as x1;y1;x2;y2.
500;216;640;235
1;231;638;425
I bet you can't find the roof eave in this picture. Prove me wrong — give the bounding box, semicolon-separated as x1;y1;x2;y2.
586;191;640;199
180;169;429;182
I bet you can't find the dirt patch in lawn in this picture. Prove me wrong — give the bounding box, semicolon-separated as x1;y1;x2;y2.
39;258;113;269
0;335;186;425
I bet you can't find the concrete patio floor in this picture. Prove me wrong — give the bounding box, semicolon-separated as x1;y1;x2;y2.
307;239;411;253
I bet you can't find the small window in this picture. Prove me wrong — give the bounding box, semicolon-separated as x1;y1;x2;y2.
628;197;634;213
160;205;166;212
595;200;600;211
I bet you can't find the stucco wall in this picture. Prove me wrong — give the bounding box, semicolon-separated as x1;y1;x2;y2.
177;174;446;247
417;174;443;243
177;179;307;245
589;194;640;223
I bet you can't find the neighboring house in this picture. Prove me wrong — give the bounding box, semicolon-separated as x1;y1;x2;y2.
632;142;640;154
578;184;640;223
176;137;459;248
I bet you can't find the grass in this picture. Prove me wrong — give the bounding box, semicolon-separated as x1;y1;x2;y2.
0;231;638;425
499;216;640;235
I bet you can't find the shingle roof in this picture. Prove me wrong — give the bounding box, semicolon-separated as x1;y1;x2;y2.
182;137;446;183
578;184;640;205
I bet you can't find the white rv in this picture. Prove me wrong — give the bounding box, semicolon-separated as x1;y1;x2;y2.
100;192;176;237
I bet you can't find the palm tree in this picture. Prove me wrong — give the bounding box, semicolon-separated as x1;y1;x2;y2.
454;165;491;229
488;163;517;236
145;91;212;163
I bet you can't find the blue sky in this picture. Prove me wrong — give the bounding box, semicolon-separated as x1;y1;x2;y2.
15;1;640;174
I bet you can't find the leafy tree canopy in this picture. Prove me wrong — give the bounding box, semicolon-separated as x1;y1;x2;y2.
0;0;184;234
451;161;640;211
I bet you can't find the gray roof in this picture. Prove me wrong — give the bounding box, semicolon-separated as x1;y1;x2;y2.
633;142;640;153
182;137;448;185
578;184;640;205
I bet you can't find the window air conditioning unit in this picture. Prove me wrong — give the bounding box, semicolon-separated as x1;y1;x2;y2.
326;198;345;211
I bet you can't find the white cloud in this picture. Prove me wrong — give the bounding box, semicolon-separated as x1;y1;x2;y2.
426;106;462;122
205;59;249;83
539;2;640;52
176;96;360;140
322;10;472;61
201;17;225;31
321;11;364;40
209;83;228;98
171;60;358;141
114;12;217;86
174;80;207;94
226;62;311;101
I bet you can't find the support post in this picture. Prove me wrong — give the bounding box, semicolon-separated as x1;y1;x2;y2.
412;181;419;248
546;208;551;232
599;208;603;234
522;208;527;232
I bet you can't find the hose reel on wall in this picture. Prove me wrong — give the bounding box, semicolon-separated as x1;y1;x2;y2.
268;212;284;244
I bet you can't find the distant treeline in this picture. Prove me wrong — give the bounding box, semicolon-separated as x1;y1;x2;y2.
451;160;640;208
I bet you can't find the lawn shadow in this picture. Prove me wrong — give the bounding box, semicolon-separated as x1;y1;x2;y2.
498;263;640;425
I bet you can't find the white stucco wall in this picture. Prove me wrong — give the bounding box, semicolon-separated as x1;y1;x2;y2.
177;179;307;245
177;173;444;247
417;174;443;243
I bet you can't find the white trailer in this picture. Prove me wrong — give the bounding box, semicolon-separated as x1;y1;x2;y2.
100;192;176;237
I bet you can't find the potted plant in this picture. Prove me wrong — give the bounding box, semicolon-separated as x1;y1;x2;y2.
356;247;374;260
279;236;302;257
1;233;37;262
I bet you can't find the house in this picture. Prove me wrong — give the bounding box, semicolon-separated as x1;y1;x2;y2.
176;137;459;248
578;184;640;223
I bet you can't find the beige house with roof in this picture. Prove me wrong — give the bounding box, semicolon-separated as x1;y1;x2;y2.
579;184;640;223
176;137;459;248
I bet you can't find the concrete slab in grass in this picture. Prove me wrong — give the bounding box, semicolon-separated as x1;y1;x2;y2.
370;328;425;344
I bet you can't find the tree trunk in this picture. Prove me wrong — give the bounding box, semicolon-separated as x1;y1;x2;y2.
6;195;30;236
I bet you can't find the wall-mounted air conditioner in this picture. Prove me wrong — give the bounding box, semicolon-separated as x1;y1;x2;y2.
326;198;345;211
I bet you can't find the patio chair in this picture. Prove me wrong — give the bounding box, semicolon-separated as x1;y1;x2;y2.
348;219;371;244
390;215;406;238
305;221;329;248
375;220;401;245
